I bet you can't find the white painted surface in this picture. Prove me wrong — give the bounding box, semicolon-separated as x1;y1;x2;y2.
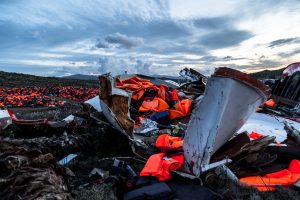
283;63;300;76
0;110;9;119
58;154;78;165
183;76;267;176
63;115;75;121
238;112;300;143
164;80;180;87
85;95;102;112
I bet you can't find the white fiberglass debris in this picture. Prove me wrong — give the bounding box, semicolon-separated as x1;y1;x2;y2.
0;110;11;128
58;154;78;165
164;80;180;87
0;110;9;119
238;112;300;143
292;102;300;114
85;95;102;112
183;68;269;176
283;62;300;76
63;115;75;121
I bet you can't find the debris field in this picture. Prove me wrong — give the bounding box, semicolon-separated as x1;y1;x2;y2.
1;65;300;200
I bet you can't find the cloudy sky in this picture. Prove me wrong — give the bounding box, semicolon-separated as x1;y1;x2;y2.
0;0;300;76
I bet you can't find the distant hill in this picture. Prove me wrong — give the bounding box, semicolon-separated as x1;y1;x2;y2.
0;67;286;89
62;74;99;81
0;71;98;88
249;67;285;79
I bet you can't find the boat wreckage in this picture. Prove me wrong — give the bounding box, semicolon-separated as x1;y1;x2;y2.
1;67;300;199
99;68;269;174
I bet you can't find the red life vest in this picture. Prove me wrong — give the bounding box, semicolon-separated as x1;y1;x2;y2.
139;97;169;112
155;134;183;153
262;99;277;107
249;131;265;140
240;159;300;191
168;99;191;120
140;153;184;181
156;84;169;101
116;76;155;100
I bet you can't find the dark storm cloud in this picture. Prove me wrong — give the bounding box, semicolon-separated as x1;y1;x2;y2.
191;15;255;50
105;32;143;49
140;20;191;39
199;55;248;62
143;44;207;55
0;21;98;53
278;48;300;58
237;59;282;71
95;40;109;49
92;18;192;50
268;37;300;48
223;56;248;61
199;55;219;62
199;29;254;49
194;59;282;74
193;16;231;30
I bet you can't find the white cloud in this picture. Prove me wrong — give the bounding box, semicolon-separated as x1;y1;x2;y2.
97;56;152;75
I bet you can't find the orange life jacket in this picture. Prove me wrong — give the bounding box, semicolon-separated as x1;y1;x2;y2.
116;76;155;100
170;89;179;101
240;159;300;191
156;84;168;101
155;134;183;153
249;131;265;140
140;153;184;181
168;99;191;120
263;99;277;107
139;97;169;112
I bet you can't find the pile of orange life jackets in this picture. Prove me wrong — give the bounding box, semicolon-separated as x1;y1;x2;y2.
116;76;191;121
117;77;190;181
140;134;184;181
0;86;98;108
